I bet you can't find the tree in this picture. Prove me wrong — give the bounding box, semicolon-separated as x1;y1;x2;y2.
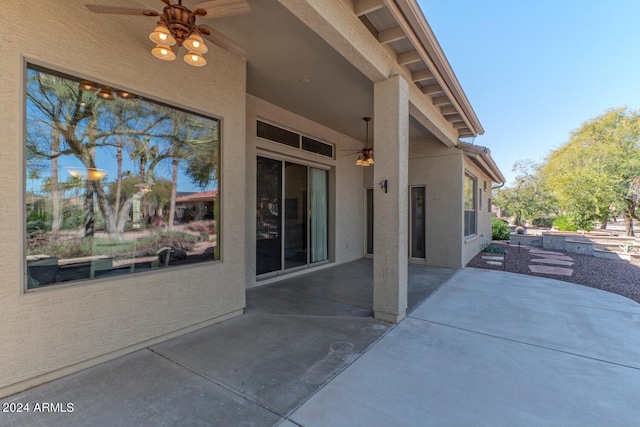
164;110;219;230
26;66;220;242
493;160;557;226
27;69;171;239
542;108;640;235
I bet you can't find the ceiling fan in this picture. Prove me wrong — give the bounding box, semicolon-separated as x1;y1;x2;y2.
342;117;375;166
85;0;250;65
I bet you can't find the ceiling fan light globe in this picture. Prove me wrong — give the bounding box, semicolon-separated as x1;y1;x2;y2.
79;80;99;92
116;90;136;100
184;51;206;66
152;45;177;61
87;168;108;181
96;87;115;100
149;25;176;46
184;33;208;54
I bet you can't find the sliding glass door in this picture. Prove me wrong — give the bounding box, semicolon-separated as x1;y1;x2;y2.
257;157;328;276
256;157;282;275
284;162;308;269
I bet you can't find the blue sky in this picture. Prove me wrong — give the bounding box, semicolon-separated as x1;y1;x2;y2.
419;0;640;185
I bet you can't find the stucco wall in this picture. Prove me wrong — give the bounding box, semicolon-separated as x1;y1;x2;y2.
408;137;464;268
245;95;364;288
0;1;247;397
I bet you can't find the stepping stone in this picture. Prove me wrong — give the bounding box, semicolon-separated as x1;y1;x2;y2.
529;249;565;256
529;265;573;276
486;261;503;266
530;258;574;266
482;256;504;261
531;254;574;262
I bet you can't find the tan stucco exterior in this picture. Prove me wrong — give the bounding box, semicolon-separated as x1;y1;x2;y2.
409;137;464;268
0;1;248;397
0;0;503;397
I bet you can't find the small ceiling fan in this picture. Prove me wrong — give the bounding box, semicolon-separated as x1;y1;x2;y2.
342;117;375;166
85;0;250;65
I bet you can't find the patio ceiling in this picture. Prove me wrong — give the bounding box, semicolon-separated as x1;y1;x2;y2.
210;0;376;141
130;0;482;143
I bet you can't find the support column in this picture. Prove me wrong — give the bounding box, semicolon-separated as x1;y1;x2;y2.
373;75;409;323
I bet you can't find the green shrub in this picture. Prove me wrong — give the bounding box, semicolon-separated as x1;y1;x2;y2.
491;217;510;240
136;231;198;256
567;213;594;232
552;215;578;231
484;245;507;254
27;220;48;234
27;239;92;258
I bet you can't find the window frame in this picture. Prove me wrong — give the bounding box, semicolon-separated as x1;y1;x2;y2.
464;171;478;237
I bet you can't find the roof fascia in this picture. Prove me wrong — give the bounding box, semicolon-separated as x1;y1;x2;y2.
458;141;505;183
392;0;485;135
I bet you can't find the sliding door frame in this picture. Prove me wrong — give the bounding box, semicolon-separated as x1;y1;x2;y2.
256;152;331;279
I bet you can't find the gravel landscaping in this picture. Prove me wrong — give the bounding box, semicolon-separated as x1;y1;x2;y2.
466;241;640;304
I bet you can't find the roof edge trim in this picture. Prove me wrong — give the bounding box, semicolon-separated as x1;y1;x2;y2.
457;141;505;184
393;0;485;136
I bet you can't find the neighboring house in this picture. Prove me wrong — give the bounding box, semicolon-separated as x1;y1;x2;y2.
0;0;504;397
175;190;218;222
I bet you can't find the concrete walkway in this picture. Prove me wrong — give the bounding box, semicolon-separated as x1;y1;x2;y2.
3;261;640;426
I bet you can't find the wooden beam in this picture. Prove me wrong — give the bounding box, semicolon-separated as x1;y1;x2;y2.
359;14;379;37
422;84;443;95
440;106;457;115
445;114;462;122
458;131;474;138
355;0;385;17
378;26;406;44
453;122;468;129
432;96;451;106
411;69;433;82
397;50;421;65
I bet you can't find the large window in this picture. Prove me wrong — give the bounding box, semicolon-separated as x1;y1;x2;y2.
25;64;221;289
464;172;477;237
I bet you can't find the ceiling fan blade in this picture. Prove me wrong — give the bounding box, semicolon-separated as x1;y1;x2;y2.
193;0;251;19
200;25;247;58
85;4;159;16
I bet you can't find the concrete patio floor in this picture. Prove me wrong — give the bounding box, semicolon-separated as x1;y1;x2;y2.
3;260;640;426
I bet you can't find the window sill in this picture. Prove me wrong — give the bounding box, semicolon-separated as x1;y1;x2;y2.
464;234;479;244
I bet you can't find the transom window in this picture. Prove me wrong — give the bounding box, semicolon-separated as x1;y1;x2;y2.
464;172;477;237
25;64;221;289
257;120;334;158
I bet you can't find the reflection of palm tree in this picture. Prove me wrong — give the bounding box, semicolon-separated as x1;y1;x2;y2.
130;137;159;223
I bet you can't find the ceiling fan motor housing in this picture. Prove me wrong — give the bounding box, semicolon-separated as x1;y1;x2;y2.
162;3;200;45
